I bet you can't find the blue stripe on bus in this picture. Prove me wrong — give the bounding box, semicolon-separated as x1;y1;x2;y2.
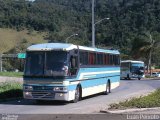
67;75;120;91
66;67;120;81
66;67;120;91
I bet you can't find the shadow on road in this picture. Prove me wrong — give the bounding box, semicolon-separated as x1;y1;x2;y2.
0;92;106;106
0;99;69;106
121;78;160;81
121;78;139;81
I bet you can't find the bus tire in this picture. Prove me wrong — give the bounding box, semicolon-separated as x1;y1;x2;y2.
138;77;141;80
104;81;110;95
127;74;130;80
73;85;81;103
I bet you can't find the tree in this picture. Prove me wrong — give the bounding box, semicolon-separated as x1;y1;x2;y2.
132;31;160;74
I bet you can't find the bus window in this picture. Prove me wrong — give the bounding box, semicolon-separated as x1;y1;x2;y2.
116;55;120;65
97;53;103;65
106;54;109;65
25;52;45;76
112;55;116;65
109;55;112;65
103;54;105;65
89;52;96;65
121;62;130;71
108;54;110;65
80;51;88;65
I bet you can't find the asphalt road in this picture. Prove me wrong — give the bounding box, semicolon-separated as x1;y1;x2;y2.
0;79;160;115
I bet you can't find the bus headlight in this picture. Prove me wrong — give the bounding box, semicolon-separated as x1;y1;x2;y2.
24;86;33;91
24;92;32;96
24;92;32;98
53;87;67;92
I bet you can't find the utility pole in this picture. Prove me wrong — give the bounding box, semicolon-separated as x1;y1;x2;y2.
92;0;95;48
91;0;109;48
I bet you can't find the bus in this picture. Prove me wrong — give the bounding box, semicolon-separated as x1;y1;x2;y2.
120;60;144;80
23;43;120;102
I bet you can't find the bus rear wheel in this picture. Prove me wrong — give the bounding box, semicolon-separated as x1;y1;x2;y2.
73;86;81;103
127;74;130;80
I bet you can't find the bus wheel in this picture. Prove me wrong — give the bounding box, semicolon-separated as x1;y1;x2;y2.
138;77;141;80
73;86;81;103
127;74;130;80
104;81;110;95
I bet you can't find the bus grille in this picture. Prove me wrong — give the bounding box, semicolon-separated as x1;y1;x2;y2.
33;86;53;91
32;92;54;99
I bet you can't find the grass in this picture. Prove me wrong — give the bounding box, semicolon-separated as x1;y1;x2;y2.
0;28;47;53
145;74;155;78
0;82;23;101
109;89;160;110
145;76;154;78
0;72;23;77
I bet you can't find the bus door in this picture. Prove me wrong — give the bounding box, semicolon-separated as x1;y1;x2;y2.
69;50;79;76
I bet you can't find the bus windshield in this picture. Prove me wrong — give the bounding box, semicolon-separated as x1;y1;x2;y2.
24;51;68;76
131;63;144;72
45;51;67;76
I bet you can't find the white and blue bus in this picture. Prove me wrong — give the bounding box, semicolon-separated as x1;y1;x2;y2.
23;43;120;102
120;60;144;80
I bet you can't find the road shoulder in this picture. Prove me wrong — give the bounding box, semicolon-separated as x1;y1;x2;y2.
100;107;160;114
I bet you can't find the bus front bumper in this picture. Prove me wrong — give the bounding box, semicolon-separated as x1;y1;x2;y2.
131;74;143;78
23;91;69;101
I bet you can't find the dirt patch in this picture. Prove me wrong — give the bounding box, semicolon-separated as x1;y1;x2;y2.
0;76;23;83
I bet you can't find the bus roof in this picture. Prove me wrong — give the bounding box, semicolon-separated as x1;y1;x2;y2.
27;43;120;54
121;60;144;63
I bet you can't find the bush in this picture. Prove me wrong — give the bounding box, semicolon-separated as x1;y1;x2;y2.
109;89;160;110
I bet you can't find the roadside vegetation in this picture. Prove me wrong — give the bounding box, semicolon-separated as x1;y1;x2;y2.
0;82;23;102
1;0;160;71
145;74;156;78
0;72;23;77
109;89;160;110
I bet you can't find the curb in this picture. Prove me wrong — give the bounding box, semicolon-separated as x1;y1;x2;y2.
100;107;160;114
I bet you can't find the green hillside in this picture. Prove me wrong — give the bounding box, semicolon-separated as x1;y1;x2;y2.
0;0;160;67
0;28;47;53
